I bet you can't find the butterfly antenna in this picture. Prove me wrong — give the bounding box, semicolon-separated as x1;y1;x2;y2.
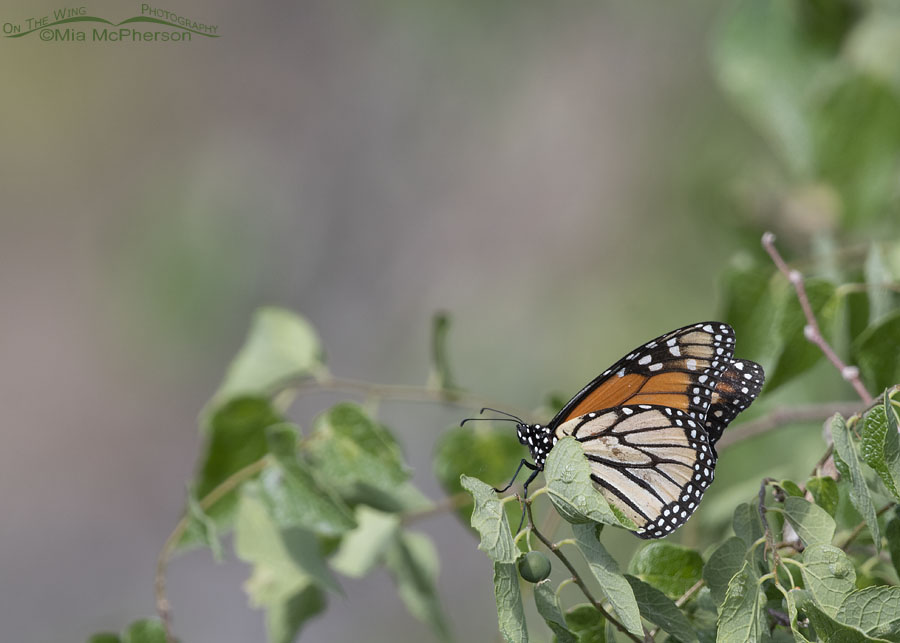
460;416;519;427
479;407;525;424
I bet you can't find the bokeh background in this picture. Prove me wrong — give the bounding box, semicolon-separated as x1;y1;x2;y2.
3;1;898;642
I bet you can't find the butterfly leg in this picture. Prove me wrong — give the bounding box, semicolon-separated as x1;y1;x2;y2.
494;458;538;493
513;466;545;533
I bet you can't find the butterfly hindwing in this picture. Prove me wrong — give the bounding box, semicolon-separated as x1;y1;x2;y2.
550;322;737;426
705;359;765;447
555;405;716;538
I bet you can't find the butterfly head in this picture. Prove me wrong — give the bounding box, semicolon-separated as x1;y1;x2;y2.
517;422;556;470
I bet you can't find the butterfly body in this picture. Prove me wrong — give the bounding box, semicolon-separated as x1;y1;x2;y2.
512;321;764;539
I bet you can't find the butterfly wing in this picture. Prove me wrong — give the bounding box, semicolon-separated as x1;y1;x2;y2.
555;405;715;538
548;322;737;428
704;359;765;447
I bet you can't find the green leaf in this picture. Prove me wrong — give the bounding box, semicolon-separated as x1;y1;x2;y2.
718;260;782;364
572;523;644;639
785;588;814;643
854;305;900;395
429;311;457;392
460;475;518;563
832;414;882;552
783;496;837;546
493;561;529;643
711;0;823;174
209;307;323;408
121;620;167;643
846;10;900;96
306;403;410;509
767;279;839;392
886;515;900;580
190;397;284;536
433;424;523;526
703;536;748;607
627;541;704;599
811;75;900;228
183;486;223;561
733;502;765;548
263;583;326;643
837;586;900;641
860;400;900;503
384;530;450;642
543;437;636;530
257;437;357;537
717;560;767;643
780;480;806;497
235;484;341;602
793;589;889;643
625;574;698;643
864;244;895;325
330;506;399;578
690;588;722;642
565;605;607;643
800;544;857;616
264;422;301;460
534;580;577;643
807;476;840;517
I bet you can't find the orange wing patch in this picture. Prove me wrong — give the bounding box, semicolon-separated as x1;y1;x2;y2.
552;322;737;426
562;371;698;421
564;373;646;421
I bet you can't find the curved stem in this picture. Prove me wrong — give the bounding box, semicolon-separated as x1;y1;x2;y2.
155;457;270;643
717;403;862;452
647;579;704;639
525;502;645;643
840;503;894;550
291;374;535;423
762;232;874;405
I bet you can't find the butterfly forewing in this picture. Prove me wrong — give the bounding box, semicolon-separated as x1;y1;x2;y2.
550;322;737;427
556;405;715;538
705;359;765;447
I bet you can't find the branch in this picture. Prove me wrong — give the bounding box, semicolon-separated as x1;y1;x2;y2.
647;579;704;639
401;492;471;525
525;502;645;643
840;503;895;550
155;457;269;643
291;374;535;424
717;402;861;451
762;232;874;405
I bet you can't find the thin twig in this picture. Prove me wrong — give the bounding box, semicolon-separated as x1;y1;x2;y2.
291;374;535;424
762;232;874;405
717;403;861;451
840;503;895;550
810;444;834;479
674;579;705;608
401;492;471;525
155;457;270;643
647;579;705;639
525;502;645;643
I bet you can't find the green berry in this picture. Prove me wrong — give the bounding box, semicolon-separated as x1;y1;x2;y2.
518;551;551;582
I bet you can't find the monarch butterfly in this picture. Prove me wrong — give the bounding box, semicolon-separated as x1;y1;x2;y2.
469;322;763;539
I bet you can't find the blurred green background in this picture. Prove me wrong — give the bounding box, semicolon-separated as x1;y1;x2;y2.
3;0;899;641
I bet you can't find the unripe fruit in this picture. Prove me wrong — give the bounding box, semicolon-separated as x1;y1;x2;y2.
517;551;551;582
